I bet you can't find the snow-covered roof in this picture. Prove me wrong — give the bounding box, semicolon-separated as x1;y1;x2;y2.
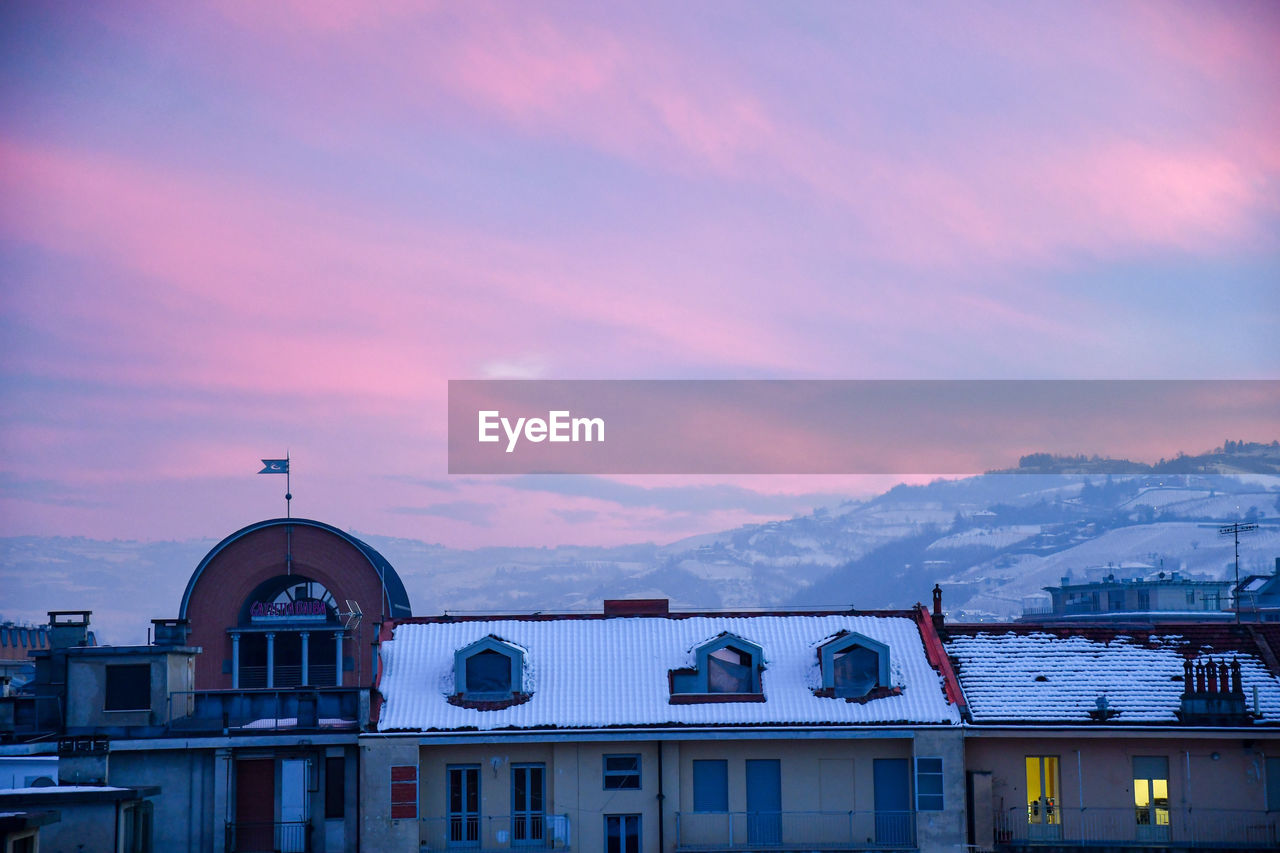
376;613;960;732
944;626;1280;724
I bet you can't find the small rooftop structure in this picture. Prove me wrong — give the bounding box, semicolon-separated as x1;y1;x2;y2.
1020;570;1234;623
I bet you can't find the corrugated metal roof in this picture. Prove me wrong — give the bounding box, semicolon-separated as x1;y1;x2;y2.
944;627;1280;724
377;614;959;732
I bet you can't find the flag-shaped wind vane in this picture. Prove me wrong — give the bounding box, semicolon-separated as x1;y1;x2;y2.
258;454;292;518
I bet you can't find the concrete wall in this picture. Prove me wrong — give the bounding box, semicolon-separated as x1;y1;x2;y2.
110;748;216;853
25;800;121;853
65;649;196;730
416;740;664;853
913;728;966;853
360;736;419;853
0;756;58;789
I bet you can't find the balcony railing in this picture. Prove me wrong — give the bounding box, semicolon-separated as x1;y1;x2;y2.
420;815;571;852
994;806;1280;849
167;687;366;733
675;811;916;850
226;820;311;853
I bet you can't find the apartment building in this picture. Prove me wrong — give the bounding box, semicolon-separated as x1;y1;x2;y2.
362;599;966;853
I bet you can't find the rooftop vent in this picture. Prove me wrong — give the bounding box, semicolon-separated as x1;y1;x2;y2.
603;598;669;617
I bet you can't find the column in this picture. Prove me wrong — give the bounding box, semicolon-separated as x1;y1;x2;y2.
230;632;241;689
266;632;276;689
300;631;310;686
334;631;344;687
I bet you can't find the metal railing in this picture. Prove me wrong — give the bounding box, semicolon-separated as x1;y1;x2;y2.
420;814;571;851
235;665;338;689
226;820;311;853
994;806;1280;848
166;687;365;732
675;810;916;850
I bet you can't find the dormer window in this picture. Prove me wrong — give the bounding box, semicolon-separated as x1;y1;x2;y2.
670;634;764;702
466;649;511;694
819;632;890;699
454;636;525;704
708;646;753;693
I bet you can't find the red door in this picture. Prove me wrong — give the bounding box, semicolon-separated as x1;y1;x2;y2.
235;759;276;852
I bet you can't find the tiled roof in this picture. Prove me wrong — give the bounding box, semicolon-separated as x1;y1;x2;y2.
943;622;1280;725
376;613;960;732
0;624;49;657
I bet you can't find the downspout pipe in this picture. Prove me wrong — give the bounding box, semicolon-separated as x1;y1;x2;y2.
657;742;665;853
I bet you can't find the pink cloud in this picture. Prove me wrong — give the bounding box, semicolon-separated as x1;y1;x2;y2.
175;3;1276;272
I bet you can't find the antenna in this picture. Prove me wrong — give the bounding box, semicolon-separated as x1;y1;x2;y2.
339;600;363;631
1219;521;1258;623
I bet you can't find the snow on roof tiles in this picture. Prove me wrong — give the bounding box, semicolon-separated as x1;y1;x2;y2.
944;628;1280;723
377;614;959;732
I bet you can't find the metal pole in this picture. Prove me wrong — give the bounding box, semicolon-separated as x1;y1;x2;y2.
1235;526;1241;623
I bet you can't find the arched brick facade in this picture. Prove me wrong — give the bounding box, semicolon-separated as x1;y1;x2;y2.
180;518;411;689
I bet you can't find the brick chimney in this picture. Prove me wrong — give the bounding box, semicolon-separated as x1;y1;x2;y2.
604;599;669;616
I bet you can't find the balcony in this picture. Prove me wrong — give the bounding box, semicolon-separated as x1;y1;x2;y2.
993;806;1280;850
166;687;367;734
226;820;311;853
420;815;572;852
0;694;62;742
675;811;916;851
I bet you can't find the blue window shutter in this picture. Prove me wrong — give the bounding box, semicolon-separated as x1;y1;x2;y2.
693;760;728;812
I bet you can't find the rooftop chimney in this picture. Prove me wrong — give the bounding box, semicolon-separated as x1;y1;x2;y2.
47;611;91;649
151;618;191;646
603;599;669;617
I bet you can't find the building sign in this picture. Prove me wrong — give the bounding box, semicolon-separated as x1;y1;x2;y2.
250;599;328;622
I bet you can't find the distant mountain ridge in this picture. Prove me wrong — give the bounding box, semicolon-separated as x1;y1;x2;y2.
1003;440;1280;475
3;442;1277;644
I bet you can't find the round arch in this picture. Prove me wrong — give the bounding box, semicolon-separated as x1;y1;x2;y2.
179;518;412;689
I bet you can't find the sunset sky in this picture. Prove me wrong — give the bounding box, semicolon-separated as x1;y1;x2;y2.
1;2;1277;547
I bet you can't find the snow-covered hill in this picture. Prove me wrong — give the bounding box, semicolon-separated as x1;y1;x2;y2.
4;449;1278;644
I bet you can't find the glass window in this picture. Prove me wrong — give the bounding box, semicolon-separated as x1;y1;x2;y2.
604;755;641;790
914;757;943;811
605;814;641;853
707;646;752;693
1133;756;1170;832
1025;756;1060;826
834;646;880;697
693;760;728;812
1266;757;1280;812
448;765;480;845
466;649;512;694
512;764;546;843
105;664;151;711
324;756;345;820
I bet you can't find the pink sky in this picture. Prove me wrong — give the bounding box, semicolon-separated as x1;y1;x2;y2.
0;2;1277;547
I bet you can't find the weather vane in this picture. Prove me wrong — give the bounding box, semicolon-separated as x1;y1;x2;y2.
258;454;291;518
